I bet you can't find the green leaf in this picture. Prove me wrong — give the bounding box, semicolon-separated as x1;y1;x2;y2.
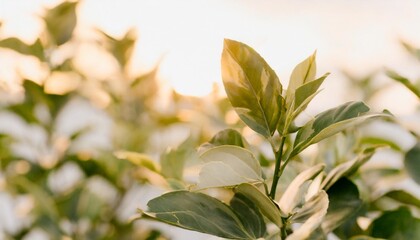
100;28;137;67
321;148;376;190
323;178;363;233
143;191;255;239
235;183;284;226
386;70;420;99
349;236;385;240
279;164;324;215
161;137;196;180
230;192;267;238
199;129;248;153
0;37;44;61
44;1;77;45
370;207;420;239
287;191;329;240
405;143;420;185
198;146;263;189
286;51;317;105
290;101;385;158
221;39;283;137
383;190;420;208
114;150;159;172
292;191;329;223
294;73;329;113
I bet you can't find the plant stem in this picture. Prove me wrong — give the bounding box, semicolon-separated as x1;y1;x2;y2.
269;136;286;199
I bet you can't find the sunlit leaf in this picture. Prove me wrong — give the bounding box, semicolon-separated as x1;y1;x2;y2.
44;1;77;45
198;145;263;189
101;28;137;68
160;137;197;180
235;183;284;226
323;178;363;233
199;129;248;153
294;73;329;113
370;207;420;239
404;143;420;185
290;101;386;158
386;70;420;99
221;39;283;137
230;192;267;238
279;164;324;215
321;148;376;190
143;191;256;239
287;191;329;240
114;150;159;172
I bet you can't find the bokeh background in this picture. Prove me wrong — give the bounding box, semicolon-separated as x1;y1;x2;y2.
1;0;420;239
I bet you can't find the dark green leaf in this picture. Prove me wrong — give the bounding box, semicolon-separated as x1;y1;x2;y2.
221;39;283;137
370;207;420;239
44;1;77;45
323;178;363;233
290;101;385;158
405;143;420;185
143;191;255;239
230;193;266;238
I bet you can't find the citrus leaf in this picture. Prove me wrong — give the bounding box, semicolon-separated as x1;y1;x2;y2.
235;183;284;226
143;191;255;239
279;164;324;215
323;178;363;233
222;39;283;137
290;101;386;158
198;146;263;189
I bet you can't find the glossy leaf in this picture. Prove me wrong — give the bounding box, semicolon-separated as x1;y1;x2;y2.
370;207;420;239
44;1;77;45
221;39;283;137
143;191;256;239
404;143;420;185
230;193;267;238
198;146;263;189
290;101;385;158
235;183;284;226
323;178;363;233
321;148;376;190
287;191;329;240
279;164;324;215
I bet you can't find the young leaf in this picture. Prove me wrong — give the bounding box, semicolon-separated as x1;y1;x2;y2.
286;51;317;105
143;191;256;239
198;146;263;189
322;178;363;233
404;143;420;185
221;39;283;137
293;73;329;113
292;190;329;223
287;191;329;240
290;101;386;158
279;164;324;215
370;207;420;239
230;193;267;238
321;148;376;190
235;183;284;226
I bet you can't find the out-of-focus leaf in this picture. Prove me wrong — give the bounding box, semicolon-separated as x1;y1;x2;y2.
290;101;386;158
359;137;402;152
370;207;420;239
405;143;420;185
383;190;420;208
349;236;384;240
323;178;363;233
279;164;324;215
230;192;267;238
0;37;44;61
44;1;77;45
401;41;420;62
235;183;284;226
114;150;159;172
221;39;283;137
198;145;263;189
160;137;196;180
143;191;257;239
286;191;329;240
292;191;328;223
387;70;420;99
321;148;376;190
101;28;136;68
199;129;248;153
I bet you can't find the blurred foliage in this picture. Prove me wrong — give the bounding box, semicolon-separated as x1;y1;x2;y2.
0;1;420;239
